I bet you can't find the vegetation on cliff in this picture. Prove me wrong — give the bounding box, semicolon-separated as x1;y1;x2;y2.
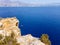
40;34;51;45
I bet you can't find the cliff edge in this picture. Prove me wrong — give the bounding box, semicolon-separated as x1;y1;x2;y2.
0;17;51;45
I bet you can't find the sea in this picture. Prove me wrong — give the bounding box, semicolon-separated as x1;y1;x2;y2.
0;7;60;45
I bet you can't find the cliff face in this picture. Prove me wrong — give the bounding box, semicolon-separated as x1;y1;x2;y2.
0;17;21;37
0;17;51;45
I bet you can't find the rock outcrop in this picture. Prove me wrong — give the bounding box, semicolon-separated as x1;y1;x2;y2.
0;17;51;45
0;17;21;37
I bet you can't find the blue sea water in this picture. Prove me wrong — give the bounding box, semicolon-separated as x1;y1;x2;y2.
0;7;60;45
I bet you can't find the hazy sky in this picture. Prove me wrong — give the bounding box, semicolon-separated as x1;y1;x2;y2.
0;0;60;4
11;0;60;3
0;0;60;6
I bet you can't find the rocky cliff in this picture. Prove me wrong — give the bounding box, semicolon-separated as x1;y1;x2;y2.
0;17;51;45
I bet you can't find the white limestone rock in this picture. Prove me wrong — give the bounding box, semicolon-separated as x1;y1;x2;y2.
0;17;45;45
0;17;21;37
16;34;45;45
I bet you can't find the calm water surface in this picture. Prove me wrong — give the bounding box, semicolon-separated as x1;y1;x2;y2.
0;7;60;45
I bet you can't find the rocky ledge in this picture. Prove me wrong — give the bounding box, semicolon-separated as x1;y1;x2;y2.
0;17;51;45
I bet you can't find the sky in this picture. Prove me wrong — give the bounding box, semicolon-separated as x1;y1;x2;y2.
11;0;60;3
0;0;60;6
